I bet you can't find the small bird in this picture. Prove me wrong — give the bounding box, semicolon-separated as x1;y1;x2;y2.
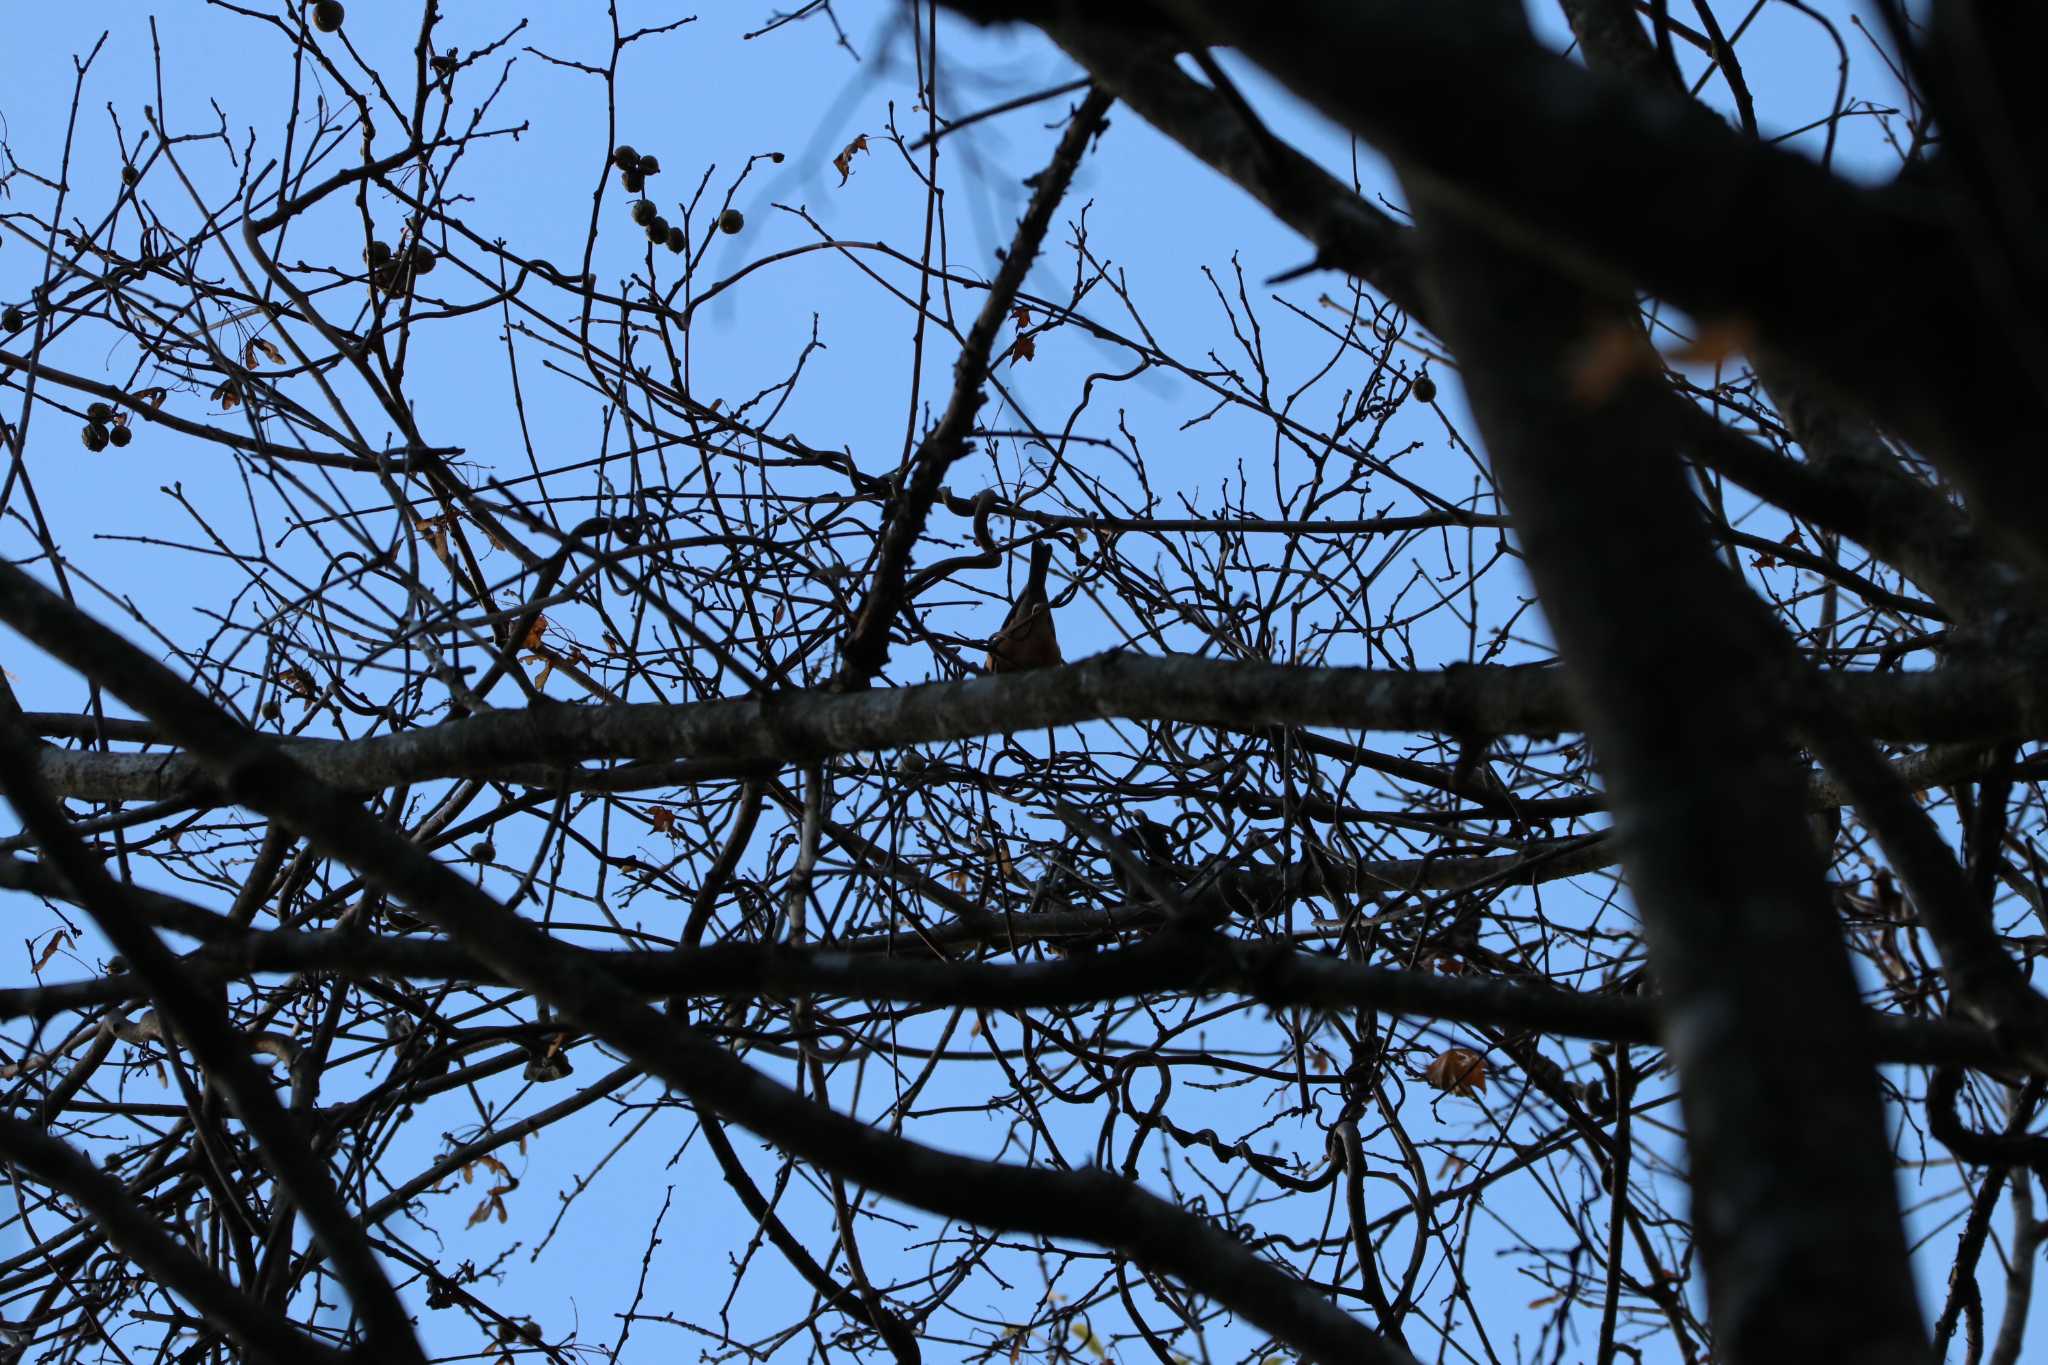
1112;814;1177;902
986;540;1061;673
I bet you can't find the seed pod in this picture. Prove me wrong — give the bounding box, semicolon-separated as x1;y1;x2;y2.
665;226;684;253
646;216;670;245
1413;374;1437;404
637;154;660;176
769;151;785;163
109;424;133;448
86;402;114;425
82;424;110;452
411;246;438;275
630;199;657;227
621;167;645;194
365;240;392;267
311;0;344;33
263;697;282;721
121;164;139;187
2;307;23;333
473;840;496;865
430;53;454;77
718;209;744;235
613;145;640;172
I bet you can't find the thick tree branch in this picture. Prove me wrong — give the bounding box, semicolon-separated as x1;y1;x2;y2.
16;655;2048;806
1410;192;1928;1361
0;1115;349;1365
0;714;426;1364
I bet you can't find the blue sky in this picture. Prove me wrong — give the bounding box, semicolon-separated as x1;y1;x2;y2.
0;3;2007;1363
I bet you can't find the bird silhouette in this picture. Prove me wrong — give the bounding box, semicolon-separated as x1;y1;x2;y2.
1112;814;1177;902
986;540;1061;673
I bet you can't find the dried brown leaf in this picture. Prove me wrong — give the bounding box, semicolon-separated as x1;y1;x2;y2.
1423;1046;1487;1097
833;133;870;186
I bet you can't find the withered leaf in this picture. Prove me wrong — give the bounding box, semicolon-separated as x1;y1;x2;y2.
833;133;870;186
1423;1046;1487;1098
31;930;71;974
1666;317;1755;369
1567;324;1658;408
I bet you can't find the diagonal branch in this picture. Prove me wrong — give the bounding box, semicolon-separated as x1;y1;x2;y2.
0;715;423;1364
0;559;1411;1365
836;88;1113;687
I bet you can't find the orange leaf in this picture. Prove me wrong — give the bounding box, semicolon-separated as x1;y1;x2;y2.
522;614;548;651
30;930;71;974
212;380;242;411
833;133;870;186
1423;1047;1487;1097
1567;323;1657;407
1009;331;1036;365
1010;305;1031;327
648;806;676;835
245;337;284;367
411;514;451;564
1665;317;1755;369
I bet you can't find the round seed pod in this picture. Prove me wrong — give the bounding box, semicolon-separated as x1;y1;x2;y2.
613;145;640;172
109;424;133;448
665;225;684;253
86;402;114;425
263;697;283;721
637;154;660;176
365;240;392;267
620;167;645;194
121;164;139;187
312;0;344;33
2;307;25;333
646;216;670;245
718;209;744;235
630;199;657;227
82;424;110;452
1413;374;1437;404
411;246;438;275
